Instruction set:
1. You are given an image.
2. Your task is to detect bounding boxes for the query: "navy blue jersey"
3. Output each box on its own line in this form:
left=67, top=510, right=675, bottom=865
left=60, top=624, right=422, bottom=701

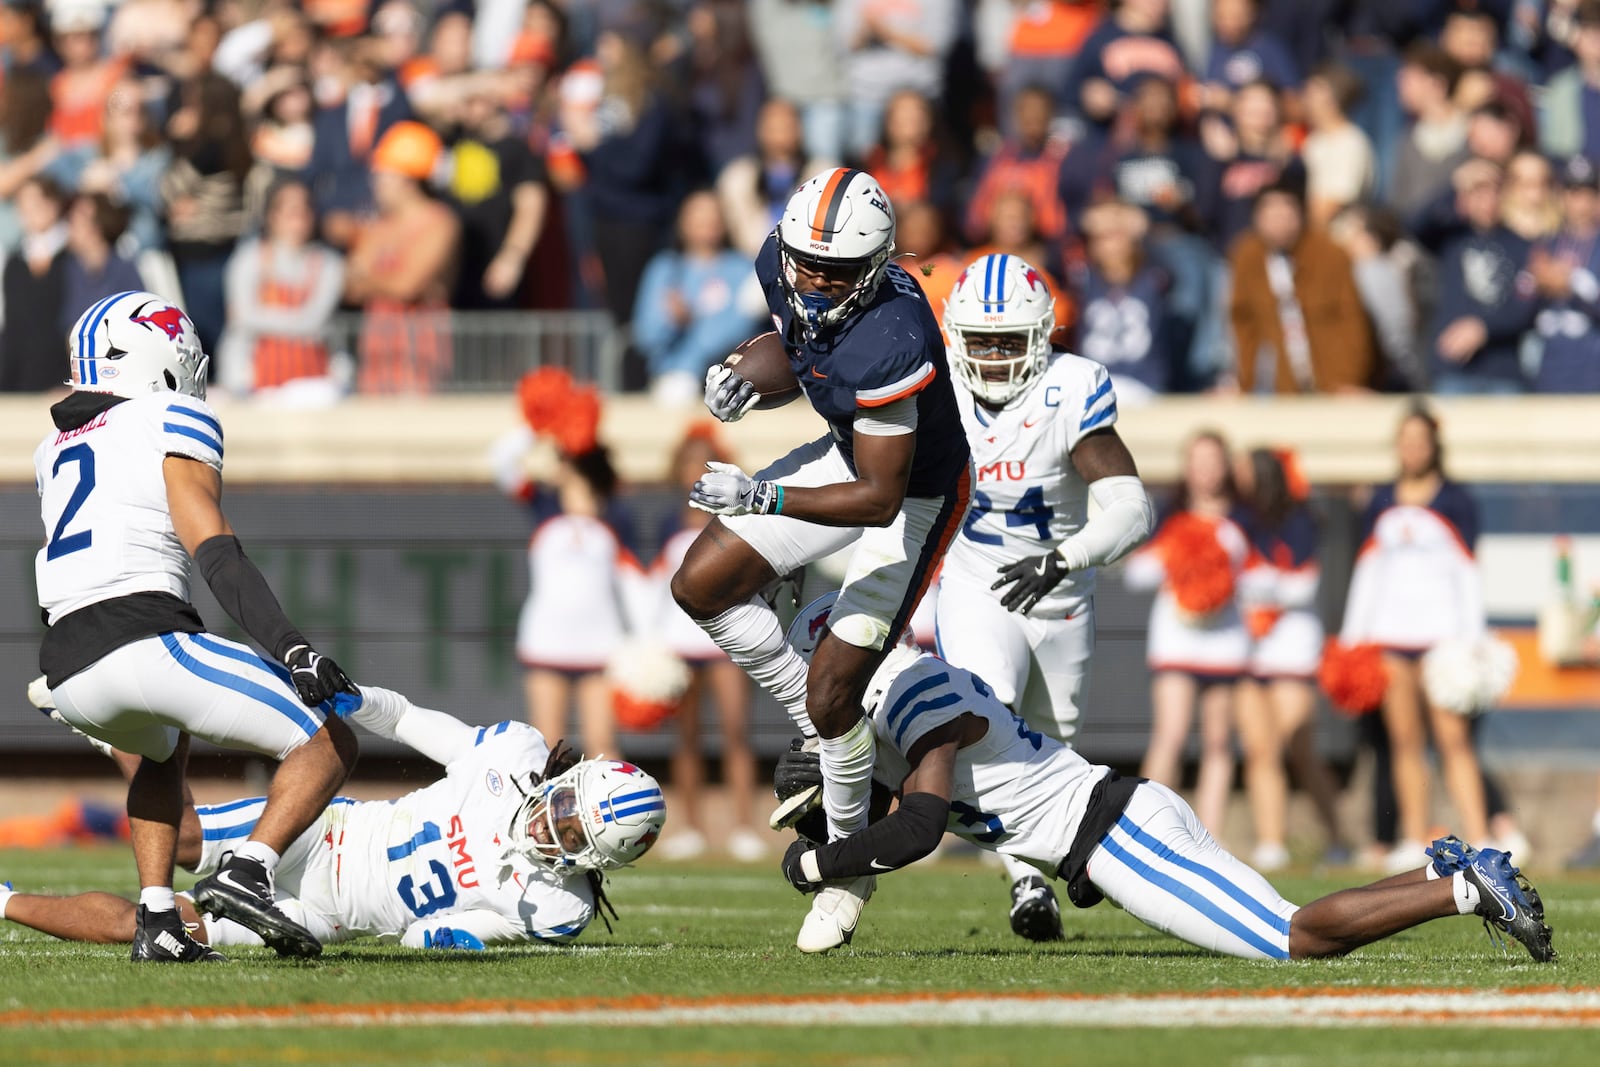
left=1360, top=481, right=1479, bottom=552
left=1245, top=505, right=1319, bottom=569
left=755, top=235, right=969, bottom=499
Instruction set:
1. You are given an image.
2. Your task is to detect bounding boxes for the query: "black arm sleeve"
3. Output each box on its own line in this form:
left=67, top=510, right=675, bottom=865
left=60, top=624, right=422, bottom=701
left=812, top=793, right=949, bottom=880
left=194, top=534, right=306, bottom=663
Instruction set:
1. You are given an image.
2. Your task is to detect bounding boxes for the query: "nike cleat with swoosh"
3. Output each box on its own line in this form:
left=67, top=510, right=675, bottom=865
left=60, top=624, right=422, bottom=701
left=131, top=904, right=226, bottom=963
left=1462, top=847, right=1555, bottom=963
left=192, top=853, right=322, bottom=958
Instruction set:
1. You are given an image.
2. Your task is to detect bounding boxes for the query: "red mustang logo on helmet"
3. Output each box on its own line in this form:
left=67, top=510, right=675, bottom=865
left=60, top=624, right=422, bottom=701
left=130, top=305, right=187, bottom=341
left=1022, top=268, right=1044, bottom=292
left=807, top=608, right=832, bottom=641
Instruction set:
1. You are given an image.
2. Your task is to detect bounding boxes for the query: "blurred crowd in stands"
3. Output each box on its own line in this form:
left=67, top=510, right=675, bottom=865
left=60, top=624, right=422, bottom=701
left=11, top=0, right=1600, bottom=396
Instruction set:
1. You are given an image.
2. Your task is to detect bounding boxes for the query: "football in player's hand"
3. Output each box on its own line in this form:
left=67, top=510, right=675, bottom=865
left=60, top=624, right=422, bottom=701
left=723, top=332, right=801, bottom=410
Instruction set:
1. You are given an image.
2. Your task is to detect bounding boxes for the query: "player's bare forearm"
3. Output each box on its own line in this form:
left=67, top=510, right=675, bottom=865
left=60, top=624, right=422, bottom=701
left=163, top=456, right=234, bottom=555
left=778, top=430, right=913, bottom=527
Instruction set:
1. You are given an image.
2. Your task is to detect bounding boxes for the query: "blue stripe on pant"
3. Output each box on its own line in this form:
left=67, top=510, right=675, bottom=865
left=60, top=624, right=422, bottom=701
left=197, top=797, right=267, bottom=842
left=1097, top=828, right=1289, bottom=960
left=160, top=632, right=322, bottom=740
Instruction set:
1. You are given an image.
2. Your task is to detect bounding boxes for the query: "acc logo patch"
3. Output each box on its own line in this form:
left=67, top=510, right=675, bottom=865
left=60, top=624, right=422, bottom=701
left=485, top=769, right=504, bottom=796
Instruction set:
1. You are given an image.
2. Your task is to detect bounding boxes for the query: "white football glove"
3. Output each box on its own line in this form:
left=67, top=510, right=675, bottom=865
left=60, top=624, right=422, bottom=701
left=703, top=364, right=761, bottom=423
left=689, top=461, right=781, bottom=516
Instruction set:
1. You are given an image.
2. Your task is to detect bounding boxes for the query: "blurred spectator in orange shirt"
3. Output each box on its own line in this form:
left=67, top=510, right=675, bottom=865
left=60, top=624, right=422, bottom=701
left=965, top=84, right=1071, bottom=247
left=48, top=2, right=125, bottom=150
left=998, top=0, right=1103, bottom=130
left=223, top=178, right=345, bottom=395
left=346, top=121, right=461, bottom=394
left=865, top=88, right=961, bottom=223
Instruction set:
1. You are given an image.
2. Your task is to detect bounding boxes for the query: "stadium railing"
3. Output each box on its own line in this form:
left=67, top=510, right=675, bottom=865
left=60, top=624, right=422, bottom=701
left=324, top=309, right=624, bottom=393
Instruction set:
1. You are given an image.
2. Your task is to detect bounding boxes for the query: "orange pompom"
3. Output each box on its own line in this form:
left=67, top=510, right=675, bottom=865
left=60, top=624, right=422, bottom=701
left=1161, top=513, right=1236, bottom=615
left=1245, top=605, right=1284, bottom=640
left=1273, top=448, right=1311, bottom=503
left=518, top=367, right=573, bottom=432
left=612, top=690, right=677, bottom=732
left=1318, top=640, right=1388, bottom=716
left=517, top=367, right=603, bottom=458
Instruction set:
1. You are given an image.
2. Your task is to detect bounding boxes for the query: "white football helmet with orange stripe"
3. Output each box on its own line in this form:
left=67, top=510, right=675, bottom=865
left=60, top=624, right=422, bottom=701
left=944, top=254, right=1055, bottom=406
left=776, top=168, right=896, bottom=333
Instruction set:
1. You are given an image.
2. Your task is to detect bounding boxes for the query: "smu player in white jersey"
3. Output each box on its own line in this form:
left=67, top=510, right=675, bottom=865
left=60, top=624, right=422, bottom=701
left=935, top=253, right=1154, bottom=941
left=3, top=688, right=665, bottom=950
left=33, top=292, right=359, bottom=962
left=776, top=594, right=1556, bottom=964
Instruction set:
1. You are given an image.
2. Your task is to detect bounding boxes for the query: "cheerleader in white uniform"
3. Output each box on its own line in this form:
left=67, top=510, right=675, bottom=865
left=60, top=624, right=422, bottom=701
left=1124, top=432, right=1252, bottom=838
left=498, top=439, right=641, bottom=762
left=1234, top=449, right=1348, bottom=870
left=1340, top=407, right=1490, bottom=864
left=650, top=425, right=763, bottom=862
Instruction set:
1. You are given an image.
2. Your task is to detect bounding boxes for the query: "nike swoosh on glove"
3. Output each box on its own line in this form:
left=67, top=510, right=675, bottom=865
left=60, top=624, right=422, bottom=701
left=992, top=551, right=1070, bottom=615
left=282, top=644, right=359, bottom=708
left=688, top=461, right=780, bottom=516
left=704, top=365, right=761, bottom=423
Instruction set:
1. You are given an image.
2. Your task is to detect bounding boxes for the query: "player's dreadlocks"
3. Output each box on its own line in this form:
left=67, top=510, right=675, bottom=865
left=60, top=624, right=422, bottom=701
left=540, top=739, right=621, bottom=933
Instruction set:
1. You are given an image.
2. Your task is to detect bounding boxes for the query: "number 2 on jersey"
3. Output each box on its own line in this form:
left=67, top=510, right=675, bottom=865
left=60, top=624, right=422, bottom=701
left=46, top=444, right=95, bottom=560
left=961, top=486, right=1054, bottom=545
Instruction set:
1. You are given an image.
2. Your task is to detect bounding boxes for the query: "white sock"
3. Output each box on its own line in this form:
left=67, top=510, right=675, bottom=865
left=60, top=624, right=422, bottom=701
left=233, top=841, right=281, bottom=873
left=1001, top=852, right=1037, bottom=885
left=819, top=716, right=875, bottom=841
left=700, top=597, right=816, bottom=734
left=1425, top=865, right=1442, bottom=881
left=139, top=886, right=176, bottom=913
left=1451, top=871, right=1481, bottom=915
left=0, top=883, right=15, bottom=920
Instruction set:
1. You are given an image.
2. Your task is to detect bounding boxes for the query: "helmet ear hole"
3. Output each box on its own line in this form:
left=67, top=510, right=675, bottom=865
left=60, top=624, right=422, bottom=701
left=163, top=370, right=178, bottom=391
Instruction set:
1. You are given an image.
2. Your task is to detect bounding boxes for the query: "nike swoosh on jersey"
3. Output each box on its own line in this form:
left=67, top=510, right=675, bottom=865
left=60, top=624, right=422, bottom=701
left=1022, top=416, right=1042, bottom=428
left=868, top=859, right=893, bottom=871
left=811, top=367, right=828, bottom=379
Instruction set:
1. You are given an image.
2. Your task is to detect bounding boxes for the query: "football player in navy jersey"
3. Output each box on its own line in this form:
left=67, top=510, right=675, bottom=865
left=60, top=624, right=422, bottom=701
left=671, top=167, right=972, bottom=952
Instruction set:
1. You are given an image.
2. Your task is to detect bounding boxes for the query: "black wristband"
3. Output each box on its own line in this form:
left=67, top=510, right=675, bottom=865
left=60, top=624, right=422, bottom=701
left=813, top=792, right=949, bottom=880
left=194, top=534, right=306, bottom=662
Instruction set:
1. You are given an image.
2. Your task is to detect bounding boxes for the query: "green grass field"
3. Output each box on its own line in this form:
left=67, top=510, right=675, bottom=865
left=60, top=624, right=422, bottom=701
left=2, top=845, right=1597, bottom=1066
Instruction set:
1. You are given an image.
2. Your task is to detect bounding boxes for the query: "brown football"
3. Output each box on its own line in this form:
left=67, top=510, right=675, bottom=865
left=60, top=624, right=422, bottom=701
left=723, top=331, right=802, bottom=410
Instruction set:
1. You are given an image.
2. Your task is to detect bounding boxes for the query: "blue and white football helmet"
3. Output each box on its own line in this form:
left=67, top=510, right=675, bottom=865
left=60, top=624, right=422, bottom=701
left=66, top=291, right=209, bottom=400
left=513, top=758, right=666, bottom=872
left=944, top=254, right=1055, bottom=406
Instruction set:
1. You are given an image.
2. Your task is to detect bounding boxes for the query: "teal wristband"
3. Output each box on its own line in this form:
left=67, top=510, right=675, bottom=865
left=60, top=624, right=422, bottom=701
left=773, top=484, right=785, bottom=515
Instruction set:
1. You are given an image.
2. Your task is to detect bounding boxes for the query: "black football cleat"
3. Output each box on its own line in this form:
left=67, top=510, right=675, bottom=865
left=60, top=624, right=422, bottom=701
left=192, top=853, right=321, bottom=959
left=131, top=904, right=225, bottom=963
left=1009, top=874, right=1065, bottom=942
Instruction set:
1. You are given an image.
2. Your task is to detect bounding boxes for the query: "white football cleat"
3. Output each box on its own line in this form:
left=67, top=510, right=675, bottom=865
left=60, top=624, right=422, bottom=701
left=796, top=875, right=874, bottom=953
